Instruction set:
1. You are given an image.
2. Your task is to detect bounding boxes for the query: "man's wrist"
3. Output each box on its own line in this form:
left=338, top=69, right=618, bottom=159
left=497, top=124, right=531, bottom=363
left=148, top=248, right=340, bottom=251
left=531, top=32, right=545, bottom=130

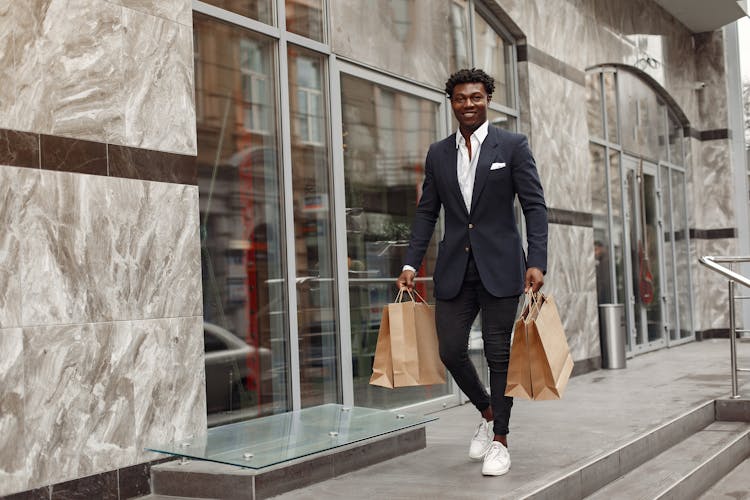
left=402, top=265, right=416, bottom=274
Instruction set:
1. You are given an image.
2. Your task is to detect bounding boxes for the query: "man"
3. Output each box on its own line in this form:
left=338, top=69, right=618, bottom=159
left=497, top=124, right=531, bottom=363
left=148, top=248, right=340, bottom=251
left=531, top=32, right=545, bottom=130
left=396, top=68, right=548, bottom=476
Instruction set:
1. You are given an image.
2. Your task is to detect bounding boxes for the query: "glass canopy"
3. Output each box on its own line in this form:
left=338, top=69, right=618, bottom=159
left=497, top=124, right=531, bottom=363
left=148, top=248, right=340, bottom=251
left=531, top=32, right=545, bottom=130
left=147, top=404, right=436, bottom=469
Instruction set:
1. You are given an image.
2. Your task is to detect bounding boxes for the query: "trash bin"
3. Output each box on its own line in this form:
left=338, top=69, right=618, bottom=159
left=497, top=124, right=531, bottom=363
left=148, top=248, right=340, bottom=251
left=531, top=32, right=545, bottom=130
left=599, top=304, right=626, bottom=369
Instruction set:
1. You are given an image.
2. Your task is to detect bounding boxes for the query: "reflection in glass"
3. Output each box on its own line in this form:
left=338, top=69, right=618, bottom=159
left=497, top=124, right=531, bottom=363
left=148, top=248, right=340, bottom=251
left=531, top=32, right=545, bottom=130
left=619, top=73, right=666, bottom=161
left=474, top=11, right=514, bottom=108
left=202, top=0, right=274, bottom=25
left=194, top=14, right=288, bottom=425
left=286, top=0, right=324, bottom=42
left=672, top=170, right=693, bottom=339
left=330, top=0, right=469, bottom=88
left=586, top=73, right=604, bottom=140
left=341, top=74, right=449, bottom=408
left=641, top=172, right=662, bottom=342
left=288, top=45, right=340, bottom=407
left=590, top=145, right=612, bottom=304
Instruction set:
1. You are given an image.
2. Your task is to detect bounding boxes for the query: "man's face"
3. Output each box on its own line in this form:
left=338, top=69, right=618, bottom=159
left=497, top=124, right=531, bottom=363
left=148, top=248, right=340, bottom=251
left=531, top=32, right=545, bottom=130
left=451, top=82, right=489, bottom=131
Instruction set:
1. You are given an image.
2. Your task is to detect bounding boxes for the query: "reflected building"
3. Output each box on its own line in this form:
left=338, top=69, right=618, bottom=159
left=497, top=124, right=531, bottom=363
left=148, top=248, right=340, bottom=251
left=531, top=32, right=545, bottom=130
left=0, top=0, right=749, bottom=496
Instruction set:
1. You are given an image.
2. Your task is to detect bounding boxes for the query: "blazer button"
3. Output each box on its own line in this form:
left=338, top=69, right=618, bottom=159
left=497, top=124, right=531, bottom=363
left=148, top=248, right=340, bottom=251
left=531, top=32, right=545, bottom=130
left=468, top=223, right=474, bottom=229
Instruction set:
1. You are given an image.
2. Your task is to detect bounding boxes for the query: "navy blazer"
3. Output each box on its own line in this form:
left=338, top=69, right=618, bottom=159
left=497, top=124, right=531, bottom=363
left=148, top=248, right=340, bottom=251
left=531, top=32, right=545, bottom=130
left=404, top=125, right=548, bottom=300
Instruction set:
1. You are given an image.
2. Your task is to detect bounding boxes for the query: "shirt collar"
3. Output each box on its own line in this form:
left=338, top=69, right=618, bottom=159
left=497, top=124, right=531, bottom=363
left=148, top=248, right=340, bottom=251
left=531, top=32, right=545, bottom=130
left=455, top=120, right=490, bottom=149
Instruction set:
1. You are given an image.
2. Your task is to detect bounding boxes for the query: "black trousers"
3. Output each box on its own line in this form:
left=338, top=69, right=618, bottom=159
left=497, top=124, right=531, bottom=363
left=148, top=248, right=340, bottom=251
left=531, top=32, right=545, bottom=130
left=435, top=256, right=519, bottom=436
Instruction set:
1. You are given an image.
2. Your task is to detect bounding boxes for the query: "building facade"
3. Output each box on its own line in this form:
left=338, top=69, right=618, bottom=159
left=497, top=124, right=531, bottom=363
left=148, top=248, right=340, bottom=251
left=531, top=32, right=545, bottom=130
left=0, top=0, right=748, bottom=497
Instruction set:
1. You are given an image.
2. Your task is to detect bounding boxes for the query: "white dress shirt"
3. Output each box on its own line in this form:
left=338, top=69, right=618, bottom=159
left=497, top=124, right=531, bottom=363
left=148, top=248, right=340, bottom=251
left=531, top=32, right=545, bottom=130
left=403, top=121, right=490, bottom=274
left=455, top=120, right=489, bottom=213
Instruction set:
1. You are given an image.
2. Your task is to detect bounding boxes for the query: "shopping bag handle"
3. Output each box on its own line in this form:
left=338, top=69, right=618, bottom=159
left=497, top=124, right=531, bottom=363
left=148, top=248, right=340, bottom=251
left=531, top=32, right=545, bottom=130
left=394, top=288, right=428, bottom=304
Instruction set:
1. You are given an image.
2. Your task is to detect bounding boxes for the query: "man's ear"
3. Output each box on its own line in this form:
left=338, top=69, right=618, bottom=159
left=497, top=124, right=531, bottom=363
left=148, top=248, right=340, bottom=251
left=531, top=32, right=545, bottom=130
left=487, top=94, right=492, bottom=103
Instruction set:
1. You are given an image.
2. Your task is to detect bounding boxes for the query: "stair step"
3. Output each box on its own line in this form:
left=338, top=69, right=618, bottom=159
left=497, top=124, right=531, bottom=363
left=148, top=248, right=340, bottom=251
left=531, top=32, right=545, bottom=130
left=586, top=421, right=750, bottom=500
left=698, top=456, right=750, bottom=499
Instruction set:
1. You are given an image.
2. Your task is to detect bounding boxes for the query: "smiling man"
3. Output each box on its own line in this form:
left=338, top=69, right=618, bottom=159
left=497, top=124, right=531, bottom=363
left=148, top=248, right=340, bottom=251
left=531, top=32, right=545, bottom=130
left=396, top=68, right=548, bottom=476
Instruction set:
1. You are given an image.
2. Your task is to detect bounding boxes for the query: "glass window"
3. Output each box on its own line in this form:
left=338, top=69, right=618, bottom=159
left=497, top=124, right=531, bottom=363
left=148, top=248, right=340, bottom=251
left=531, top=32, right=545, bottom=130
left=287, top=45, right=340, bottom=407
left=660, top=165, right=677, bottom=339
left=329, top=0, right=470, bottom=88
left=608, top=151, right=626, bottom=305
left=671, top=169, right=692, bottom=338
left=202, top=0, right=274, bottom=25
left=668, top=112, right=684, bottom=165
left=341, top=73, right=449, bottom=409
left=487, top=108, right=516, bottom=131
left=473, top=12, right=514, bottom=108
left=586, top=73, right=604, bottom=140
left=286, top=0, right=325, bottom=42
left=620, top=73, right=663, bottom=160
left=194, top=13, right=289, bottom=425
left=590, top=144, right=612, bottom=304
left=603, top=72, right=618, bottom=143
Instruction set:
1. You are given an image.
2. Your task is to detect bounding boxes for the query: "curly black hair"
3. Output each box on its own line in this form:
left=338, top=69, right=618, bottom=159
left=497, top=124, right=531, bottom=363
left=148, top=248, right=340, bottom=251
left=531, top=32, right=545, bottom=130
left=444, top=68, right=495, bottom=99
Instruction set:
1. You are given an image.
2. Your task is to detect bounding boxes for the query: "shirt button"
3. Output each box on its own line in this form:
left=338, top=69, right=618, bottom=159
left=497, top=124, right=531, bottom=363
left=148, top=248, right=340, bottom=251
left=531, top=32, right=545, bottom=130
left=468, top=223, right=474, bottom=229
left=465, top=246, right=470, bottom=252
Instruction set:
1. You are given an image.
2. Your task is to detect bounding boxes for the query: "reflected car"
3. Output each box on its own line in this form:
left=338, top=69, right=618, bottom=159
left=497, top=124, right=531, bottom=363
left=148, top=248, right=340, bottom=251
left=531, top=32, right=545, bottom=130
left=203, top=322, right=273, bottom=424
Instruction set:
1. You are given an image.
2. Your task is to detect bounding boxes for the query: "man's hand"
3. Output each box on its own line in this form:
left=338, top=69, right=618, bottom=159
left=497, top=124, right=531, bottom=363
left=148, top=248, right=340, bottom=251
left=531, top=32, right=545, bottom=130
left=525, top=267, right=544, bottom=293
left=396, top=269, right=416, bottom=290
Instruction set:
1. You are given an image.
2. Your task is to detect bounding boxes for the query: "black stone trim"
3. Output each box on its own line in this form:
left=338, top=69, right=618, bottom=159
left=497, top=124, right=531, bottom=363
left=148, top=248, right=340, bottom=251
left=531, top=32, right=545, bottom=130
left=570, top=356, right=601, bottom=377
left=525, top=45, right=586, bottom=86
left=690, top=228, right=737, bottom=240
left=683, top=126, right=730, bottom=142
left=700, top=128, right=730, bottom=141
left=0, top=457, right=173, bottom=500
left=517, top=43, right=528, bottom=62
left=696, top=328, right=732, bottom=340
left=548, top=208, right=594, bottom=227
left=0, top=127, right=197, bottom=185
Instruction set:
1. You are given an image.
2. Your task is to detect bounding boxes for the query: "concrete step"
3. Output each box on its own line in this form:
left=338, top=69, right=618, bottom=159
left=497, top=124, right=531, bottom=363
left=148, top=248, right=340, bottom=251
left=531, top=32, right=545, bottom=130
left=698, top=456, right=750, bottom=499
left=585, top=421, right=750, bottom=500
left=132, top=496, right=210, bottom=500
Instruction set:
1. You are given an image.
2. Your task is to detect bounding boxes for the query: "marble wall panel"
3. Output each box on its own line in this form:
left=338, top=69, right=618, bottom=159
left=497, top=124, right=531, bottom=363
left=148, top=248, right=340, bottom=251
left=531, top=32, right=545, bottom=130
left=109, top=0, right=192, bottom=26
left=20, top=170, right=201, bottom=326
left=691, top=238, right=738, bottom=332
left=132, top=316, right=206, bottom=461
left=0, top=167, right=34, bottom=328
left=22, top=322, right=138, bottom=489
left=554, top=291, right=600, bottom=362
left=0, top=328, right=29, bottom=497
left=528, top=64, right=590, bottom=213
left=0, top=0, right=196, bottom=154
left=545, top=223, right=597, bottom=297
left=0, top=3, right=16, bottom=130
left=38, top=0, right=125, bottom=144
left=0, top=1, right=49, bottom=133
left=695, top=31, right=729, bottom=131
left=692, top=139, right=734, bottom=230
left=123, top=7, right=197, bottom=155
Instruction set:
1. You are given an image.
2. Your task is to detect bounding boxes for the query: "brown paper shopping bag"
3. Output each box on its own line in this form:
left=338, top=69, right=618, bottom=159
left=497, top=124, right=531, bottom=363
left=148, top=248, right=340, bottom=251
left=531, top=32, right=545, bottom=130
left=369, top=290, right=446, bottom=388
left=505, top=292, right=574, bottom=400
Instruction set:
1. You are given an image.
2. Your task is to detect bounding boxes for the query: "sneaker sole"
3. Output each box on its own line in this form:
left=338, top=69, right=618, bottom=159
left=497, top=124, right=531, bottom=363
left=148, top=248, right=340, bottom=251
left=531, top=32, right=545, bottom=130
left=469, top=444, right=492, bottom=461
left=482, top=465, right=510, bottom=476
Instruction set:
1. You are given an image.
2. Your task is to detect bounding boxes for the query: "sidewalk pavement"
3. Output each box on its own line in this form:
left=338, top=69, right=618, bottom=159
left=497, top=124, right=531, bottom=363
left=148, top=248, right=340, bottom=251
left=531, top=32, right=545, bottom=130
left=275, top=338, right=750, bottom=499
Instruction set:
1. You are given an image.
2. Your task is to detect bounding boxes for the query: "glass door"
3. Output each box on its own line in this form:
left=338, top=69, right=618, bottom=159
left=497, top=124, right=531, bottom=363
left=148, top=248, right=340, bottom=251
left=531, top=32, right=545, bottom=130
left=335, top=63, right=454, bottom=410
left=622, top=155, right=666, bottom=352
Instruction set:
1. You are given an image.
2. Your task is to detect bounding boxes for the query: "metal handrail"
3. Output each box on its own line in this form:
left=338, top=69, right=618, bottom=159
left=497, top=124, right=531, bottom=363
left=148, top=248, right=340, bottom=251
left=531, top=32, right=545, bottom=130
left=698, top=256, right=750, bottom=399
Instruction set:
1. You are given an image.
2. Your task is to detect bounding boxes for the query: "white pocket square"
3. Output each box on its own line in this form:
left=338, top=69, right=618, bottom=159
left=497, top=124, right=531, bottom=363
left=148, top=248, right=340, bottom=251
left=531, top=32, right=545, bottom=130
left=490, top=162, right=506, bottom=170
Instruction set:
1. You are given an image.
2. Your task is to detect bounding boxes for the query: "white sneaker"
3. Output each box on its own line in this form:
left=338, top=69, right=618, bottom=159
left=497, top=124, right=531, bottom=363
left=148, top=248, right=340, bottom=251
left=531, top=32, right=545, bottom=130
left=482, top=441, right=511, bottom=476
left=469, top=419, right=494, bottom=460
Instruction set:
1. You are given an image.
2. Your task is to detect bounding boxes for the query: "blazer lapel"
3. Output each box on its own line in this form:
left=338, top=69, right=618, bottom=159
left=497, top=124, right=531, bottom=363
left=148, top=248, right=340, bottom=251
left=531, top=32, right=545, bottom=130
left=469, top=127, right=499, bottom=214
left=442, top=140, right=468, bottom=216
